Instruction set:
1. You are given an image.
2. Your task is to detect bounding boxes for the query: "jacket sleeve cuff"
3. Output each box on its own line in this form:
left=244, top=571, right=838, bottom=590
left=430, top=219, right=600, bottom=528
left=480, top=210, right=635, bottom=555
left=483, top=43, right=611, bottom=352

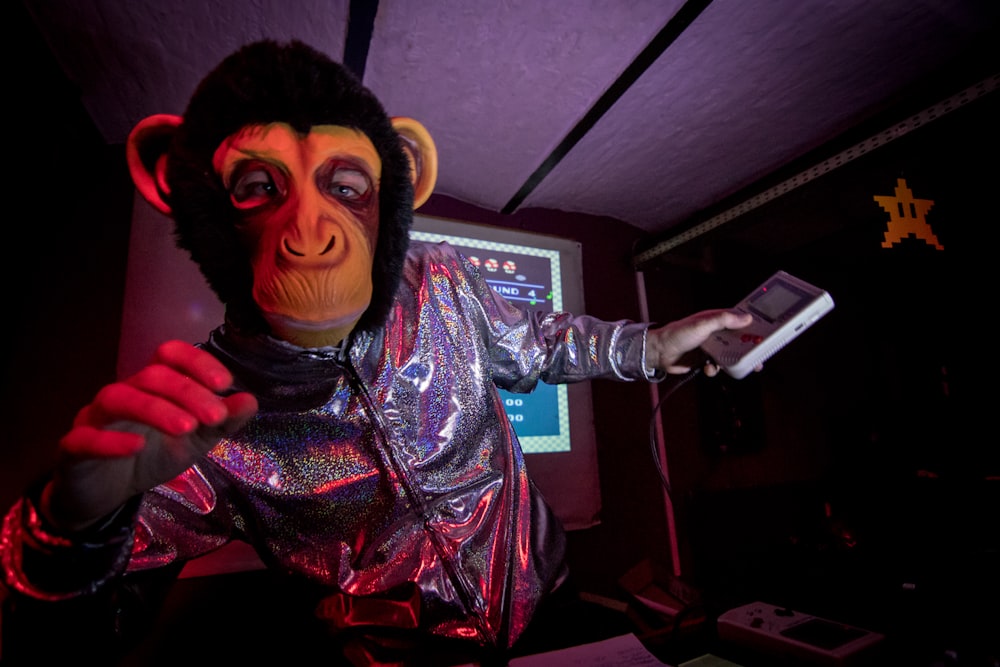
left=640, top=327, right=667, bottom=383
left=1, top=479, right=140, bottom=600
left=609, top=322, right=664, bottom=382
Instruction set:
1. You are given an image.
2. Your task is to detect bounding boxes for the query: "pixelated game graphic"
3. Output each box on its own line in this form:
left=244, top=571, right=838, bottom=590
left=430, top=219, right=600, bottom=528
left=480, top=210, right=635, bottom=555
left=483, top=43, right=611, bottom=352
left=873, top=178, right=943, bottom=250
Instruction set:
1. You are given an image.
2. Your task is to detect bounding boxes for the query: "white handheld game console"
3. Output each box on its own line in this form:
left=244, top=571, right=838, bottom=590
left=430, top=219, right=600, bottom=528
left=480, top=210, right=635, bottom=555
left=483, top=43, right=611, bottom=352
left=717, top=601, right=884, bottom=665
left=701, top=270, right=834, bottom=379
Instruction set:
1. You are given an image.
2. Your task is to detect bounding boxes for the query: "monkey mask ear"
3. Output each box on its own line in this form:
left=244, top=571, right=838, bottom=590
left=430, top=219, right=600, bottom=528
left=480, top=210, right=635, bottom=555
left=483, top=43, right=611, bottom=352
left=128, top=114, right=436, bottom=214
left=392, top=117, right=437, bottom=209
left=126, top=114, right=182, bottom=216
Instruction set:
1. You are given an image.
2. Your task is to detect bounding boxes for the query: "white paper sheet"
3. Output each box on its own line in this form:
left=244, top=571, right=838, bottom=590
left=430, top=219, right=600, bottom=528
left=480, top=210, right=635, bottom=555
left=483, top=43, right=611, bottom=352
left=507, top=633, right=670, bottom=667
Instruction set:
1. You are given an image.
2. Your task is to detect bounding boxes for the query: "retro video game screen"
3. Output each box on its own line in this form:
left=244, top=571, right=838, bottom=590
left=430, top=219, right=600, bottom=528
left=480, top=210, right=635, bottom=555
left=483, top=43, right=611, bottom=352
left=411, top=215, right=582, bottom=454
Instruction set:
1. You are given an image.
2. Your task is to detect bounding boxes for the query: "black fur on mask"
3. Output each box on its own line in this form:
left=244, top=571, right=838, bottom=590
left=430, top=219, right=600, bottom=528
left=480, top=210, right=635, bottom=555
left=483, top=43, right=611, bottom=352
left=164, top=39, right=414, bottom=338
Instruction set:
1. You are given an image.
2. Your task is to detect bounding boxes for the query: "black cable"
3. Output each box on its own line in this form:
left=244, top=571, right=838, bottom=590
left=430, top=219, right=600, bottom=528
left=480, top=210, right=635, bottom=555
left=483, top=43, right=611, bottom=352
left=648, top=367, right=703, bottom=497
left=644, top=369, right=712, bottom=648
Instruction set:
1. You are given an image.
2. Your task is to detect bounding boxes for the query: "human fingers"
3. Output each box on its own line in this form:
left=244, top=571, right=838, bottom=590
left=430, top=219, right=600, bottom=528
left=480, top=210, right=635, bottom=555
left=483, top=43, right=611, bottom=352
left=60, top=424, right=146, bottom=458
left=78, top=370, right=228, bottom=437
left=684, top=308, right=751, bottom=334
left=128, top=362, right=234, bottom=425
left=152, top=340, right=235, bottom=393
left=717, top=310, right=753, bottom=330
left=656, top=310, right=746, bottom=355
left=220, top=391, right=259, bottom=431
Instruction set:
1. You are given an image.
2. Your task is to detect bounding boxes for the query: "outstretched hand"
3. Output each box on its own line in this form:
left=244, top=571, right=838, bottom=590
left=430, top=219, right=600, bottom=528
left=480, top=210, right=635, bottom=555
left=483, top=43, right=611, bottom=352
left=645, top=309, right=756, bottom=376
left=43, top=340, right=258, bottom=532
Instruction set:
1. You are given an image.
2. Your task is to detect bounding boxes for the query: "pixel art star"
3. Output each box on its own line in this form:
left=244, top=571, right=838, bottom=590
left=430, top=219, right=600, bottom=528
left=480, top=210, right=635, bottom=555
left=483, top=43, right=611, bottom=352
left=873, top=178, right=943, bottom=250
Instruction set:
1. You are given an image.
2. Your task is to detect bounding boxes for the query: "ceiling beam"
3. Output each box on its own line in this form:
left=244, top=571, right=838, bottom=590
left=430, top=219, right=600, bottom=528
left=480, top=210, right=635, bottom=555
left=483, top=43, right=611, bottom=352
left=501, top=0, right=714, bottom=215
left=345, top=0, right=379, bottom=79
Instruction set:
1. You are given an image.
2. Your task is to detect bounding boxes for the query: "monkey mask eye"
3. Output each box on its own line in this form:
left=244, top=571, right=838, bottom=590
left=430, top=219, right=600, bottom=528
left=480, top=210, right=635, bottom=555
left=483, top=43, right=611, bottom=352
left=228, top=160, right=288, bottom=209
left=317, top=160, right=373, bottom=206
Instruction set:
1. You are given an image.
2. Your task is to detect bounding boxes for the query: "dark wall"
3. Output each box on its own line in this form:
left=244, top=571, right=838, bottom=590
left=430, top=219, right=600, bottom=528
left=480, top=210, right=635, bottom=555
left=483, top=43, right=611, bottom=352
left=642, top=83, right=999, bottom=649
left=2, top=1, right=133, bottom=514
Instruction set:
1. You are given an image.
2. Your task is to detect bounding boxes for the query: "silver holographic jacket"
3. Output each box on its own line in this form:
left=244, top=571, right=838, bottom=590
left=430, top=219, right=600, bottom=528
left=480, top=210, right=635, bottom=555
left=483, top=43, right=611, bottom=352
left=1, top=240, right=656, bottom=648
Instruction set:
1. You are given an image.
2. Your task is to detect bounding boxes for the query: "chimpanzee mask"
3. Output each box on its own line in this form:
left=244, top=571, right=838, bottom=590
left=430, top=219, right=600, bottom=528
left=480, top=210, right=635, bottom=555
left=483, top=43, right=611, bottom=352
left=126, top=40, right=437, bottom=348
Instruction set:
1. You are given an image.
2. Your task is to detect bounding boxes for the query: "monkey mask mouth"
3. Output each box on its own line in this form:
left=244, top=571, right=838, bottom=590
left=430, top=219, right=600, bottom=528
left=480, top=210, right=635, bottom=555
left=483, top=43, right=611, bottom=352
left=245, top=202, right=380, bottom=349
left=209, top=120, right=384, bottom=348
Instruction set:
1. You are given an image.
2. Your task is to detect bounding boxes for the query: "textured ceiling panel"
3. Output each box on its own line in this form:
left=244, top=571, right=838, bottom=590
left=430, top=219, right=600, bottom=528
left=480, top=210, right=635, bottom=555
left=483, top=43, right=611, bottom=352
left=23, top=0, right=351, bottom=143
left=363, top=0, right=686, bottom=212
left=17, top=0, right=1000, bottom=242
left=522, top=0, right=1000, bottom=232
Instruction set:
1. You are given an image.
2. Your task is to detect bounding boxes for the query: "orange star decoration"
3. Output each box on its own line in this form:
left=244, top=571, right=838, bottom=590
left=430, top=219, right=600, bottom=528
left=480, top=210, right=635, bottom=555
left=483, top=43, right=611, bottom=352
left=873, top=178, right=943, bottom=250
